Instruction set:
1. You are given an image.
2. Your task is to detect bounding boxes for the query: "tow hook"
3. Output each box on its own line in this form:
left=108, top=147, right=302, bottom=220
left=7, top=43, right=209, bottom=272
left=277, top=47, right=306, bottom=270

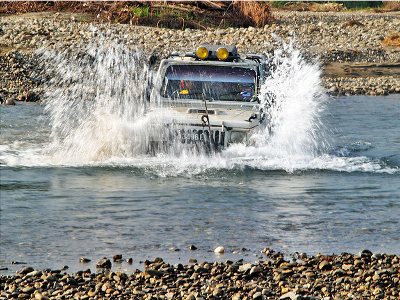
left=248, top=114, right=257, bottom=122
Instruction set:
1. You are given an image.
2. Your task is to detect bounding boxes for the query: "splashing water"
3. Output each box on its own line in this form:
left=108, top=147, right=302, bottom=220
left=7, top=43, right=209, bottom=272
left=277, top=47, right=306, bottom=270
left=221, top=40, right=331, bottom=173
left=258, top=40, right=327, bottom=154
left=39, top=29, right=157, bottom=163
left=1, top=31, right=397, bottom=175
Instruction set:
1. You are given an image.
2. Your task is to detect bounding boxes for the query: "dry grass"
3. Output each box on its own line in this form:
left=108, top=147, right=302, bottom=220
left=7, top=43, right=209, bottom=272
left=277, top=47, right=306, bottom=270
left=382, top=34, right=400, bottom=47
left=234, top=1, right=274, bottom=27
left=271, top=2, right=345, bottom=12
left=342, top=20, right=365, bottom=27
left=311, top=2, right=345, bottom=12
left=0, top=1, right=273, bottom=29
left=380, top=1, right=400, bottom=12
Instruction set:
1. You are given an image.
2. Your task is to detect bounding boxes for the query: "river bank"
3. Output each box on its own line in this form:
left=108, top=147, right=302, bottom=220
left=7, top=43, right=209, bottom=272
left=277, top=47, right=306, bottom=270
left=1, top=249, right=399, bottom=300
left=1, top=10, right=400, bottom=104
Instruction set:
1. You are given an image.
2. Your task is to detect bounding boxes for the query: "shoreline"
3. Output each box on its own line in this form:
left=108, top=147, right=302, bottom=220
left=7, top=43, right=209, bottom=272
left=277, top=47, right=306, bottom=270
left=1, top=11, right=400, bottom=104
left=1, top=249, right=399, bottom=300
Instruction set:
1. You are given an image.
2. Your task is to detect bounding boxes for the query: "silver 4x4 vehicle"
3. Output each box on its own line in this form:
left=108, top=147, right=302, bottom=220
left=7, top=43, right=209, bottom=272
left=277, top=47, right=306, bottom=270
left=149, top=44, right=271, bottom=153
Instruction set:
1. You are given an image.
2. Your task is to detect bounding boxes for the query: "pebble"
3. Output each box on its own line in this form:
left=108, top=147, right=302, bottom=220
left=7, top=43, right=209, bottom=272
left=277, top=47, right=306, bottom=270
left=96, top=257, right=112, bottom=269
left=79, top=257, right=91, bottom=263
left=214, top=246, right=225, bottom=254
left=1, top=250, right=399, bottom=299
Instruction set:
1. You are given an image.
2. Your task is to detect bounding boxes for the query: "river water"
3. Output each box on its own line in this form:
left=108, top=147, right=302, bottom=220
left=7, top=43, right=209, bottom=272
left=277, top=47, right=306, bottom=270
left=0, top=38, right=399, bottom=275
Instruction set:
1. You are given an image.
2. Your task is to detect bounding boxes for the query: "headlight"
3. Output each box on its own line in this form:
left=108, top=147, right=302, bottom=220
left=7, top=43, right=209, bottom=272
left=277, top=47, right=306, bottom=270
left=217, top=47, right=229, bottom=60
left=230, top=131, right=247, bottom=143
left=196, top=46, right=209, bottom=59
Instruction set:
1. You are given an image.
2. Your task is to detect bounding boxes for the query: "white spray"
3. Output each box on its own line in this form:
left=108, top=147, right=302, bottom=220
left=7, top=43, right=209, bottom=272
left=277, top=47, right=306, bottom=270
left=40, top=30, right=158, bottom=163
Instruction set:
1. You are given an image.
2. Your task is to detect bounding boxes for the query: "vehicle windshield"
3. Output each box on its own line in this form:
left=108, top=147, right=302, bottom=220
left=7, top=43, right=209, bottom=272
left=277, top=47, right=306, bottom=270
left=161, top=64, right=257, bottom=102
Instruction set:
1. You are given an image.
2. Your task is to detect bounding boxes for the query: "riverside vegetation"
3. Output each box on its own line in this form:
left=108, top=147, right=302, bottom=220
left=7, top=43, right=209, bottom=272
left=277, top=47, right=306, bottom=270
left=1, top=7, right=400, bottom=105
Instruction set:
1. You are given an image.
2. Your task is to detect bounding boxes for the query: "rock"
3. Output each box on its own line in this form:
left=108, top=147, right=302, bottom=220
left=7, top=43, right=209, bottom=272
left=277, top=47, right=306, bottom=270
left=22, top=286, right=35, bottom=294
left=342, top=263, right=354, bottom=271
left=372, top=253, right=382, bottom=260
left=96, top=257, right=111, bottom=268
left=113, top=254, right=122, bottom=261
left=361, top=250, right=374, bottom=258
left=25, top=91, right=40, bottom=102
left=126, top=258, right=133, bottom=264
left=79, top=257, right=91, bottom=263
left=189, top=245, right=197, bottom=250
left=144, top=268, right=163, bottom=277
left=18, top=266, right=34, bottom=275
left=35, top=292, right=49, bottom=300
left=279, top=291, right=296, bottom=300
left=186, top=294, right=196, bottom=300
left=214, top=246, right=225, bottom=254
left=319, top=260, right=332, bottom=271
left=333, top=269, right=345, bottom=277
left=372, top=273, right=380, bottom=281
left=250, top=265, right=262, bottom=276
left=154, top=257, right=163, bottom=263
left=329, top=86, right=338, bottom=93
left=239, top=263, right=253, bottom=273
left=5, top=99, right=16, bottom=105
left=26, top=270, right=42, bottom=277
left=253, top=291, right=263, bottom=299
left=44, top=274, right=57, bottom=282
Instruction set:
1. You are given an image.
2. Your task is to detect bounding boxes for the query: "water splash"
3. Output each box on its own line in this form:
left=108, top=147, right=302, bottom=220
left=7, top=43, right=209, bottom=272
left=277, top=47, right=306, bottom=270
left=255, top=39, right=328, bottom=155
left=1, top=32, right=397, bottom=175
left=39, top=34, right=328, bottom=166
left=39, top=29, right=157, bottom=163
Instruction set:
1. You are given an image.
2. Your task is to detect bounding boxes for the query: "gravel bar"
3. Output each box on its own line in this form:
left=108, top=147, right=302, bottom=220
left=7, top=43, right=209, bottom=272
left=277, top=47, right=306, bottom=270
left=1, top=11, right=400, bottom=104
left=1, top=249, right=399, bottom=300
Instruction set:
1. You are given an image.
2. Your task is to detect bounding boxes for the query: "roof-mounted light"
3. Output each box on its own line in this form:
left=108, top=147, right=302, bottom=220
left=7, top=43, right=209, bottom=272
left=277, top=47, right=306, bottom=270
left=196, top=46, right=209, bottom=59
left=217, top=47, right=229, bottom=60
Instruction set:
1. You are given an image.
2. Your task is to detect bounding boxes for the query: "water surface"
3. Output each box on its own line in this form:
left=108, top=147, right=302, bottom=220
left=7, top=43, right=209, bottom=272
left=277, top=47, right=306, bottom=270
left=1, top=36, right=399, bottom=274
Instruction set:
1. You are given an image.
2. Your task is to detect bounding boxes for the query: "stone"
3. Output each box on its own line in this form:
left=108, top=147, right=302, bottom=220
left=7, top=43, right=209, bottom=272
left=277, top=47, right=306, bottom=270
left=342, top=264, right=353, bottom=271
left=113, top=254, right=122, bottom=261
left=45, top=274, right=57, bottom=282
left=279, top=291, right=296, bottom=300
left=5, top=99, right=16, bottom=105
left=18, top=266, right=34, bottom=275
left=126, top=258, right=133, bottom=264
left=96, top=257, right=112, bottom=269
left=239, top=263, right=253, bottom=273
left=144, top=268, right=163, bottom=277
left=26, top=270, right=42, bottom=277
left=214, top=246, right=225, bottom=254
left=79, top=257, right=91, bottom=263
left=34, top=293, right=49, bottom=300
left=372, top=253, right=382, bottom=260
left=319, top=260, right=332, bottom=271
left=22, top=287, right=35, bottom=294
left=253, top=292, right=263, bottom=299
left=186, top=294, right=196, bottom=300
left=250, top=266, right=262, bottom=276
